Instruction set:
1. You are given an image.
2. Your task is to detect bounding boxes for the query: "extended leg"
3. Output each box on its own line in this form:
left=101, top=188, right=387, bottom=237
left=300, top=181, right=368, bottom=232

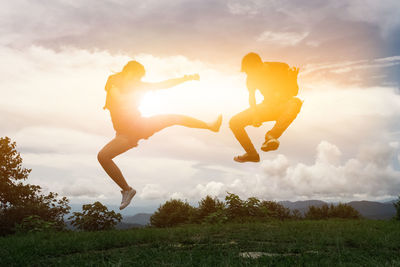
left=147, top=114, right=222, bottom=134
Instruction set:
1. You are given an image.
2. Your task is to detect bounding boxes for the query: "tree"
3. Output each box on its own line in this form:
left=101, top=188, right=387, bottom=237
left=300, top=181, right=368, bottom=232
left=305, top=205, right=321, bottom=220
left=305, top=204, right=361, bottom=220
left=14, top=215, right=57, bottom=234
left=245, top=197, right=262, bottom=217
left=69, top=201, right=122, bottom=231
left=258, top=201, right=291, bottom=220
left=225, top=192, right=246, bottom=220
left=195, top=195, right=225, bottom=223
left=0, top=136, right=31, bottom=207
left=393, top=195, right=400, bottom=221
left=150, top=199, right=195, bottom=227
left=329, top=203, right=361, bottom=219
left=0, top=137, right=70, bottom=235
left=291, top=209, right=303, bottom=220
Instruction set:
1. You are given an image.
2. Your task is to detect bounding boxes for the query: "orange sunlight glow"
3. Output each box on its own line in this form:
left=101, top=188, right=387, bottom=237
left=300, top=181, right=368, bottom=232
left=137, top=76, right=240, bottom=119
left=138, top=91, right=166, bottom=117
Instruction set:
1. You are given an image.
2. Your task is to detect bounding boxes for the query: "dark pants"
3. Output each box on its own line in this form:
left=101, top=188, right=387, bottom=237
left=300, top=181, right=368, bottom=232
left=229, top=97, right=303, bottom=153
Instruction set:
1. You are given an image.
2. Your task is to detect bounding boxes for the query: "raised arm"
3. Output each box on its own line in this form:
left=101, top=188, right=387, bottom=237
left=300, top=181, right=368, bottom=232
left=142, top=74, right=199, bottom=90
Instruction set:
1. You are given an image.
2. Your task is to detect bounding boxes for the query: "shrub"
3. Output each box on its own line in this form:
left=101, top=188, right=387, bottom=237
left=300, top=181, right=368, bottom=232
left=330, top=203, right=361, bottom=219
left=14, top=215, right=57, bottom=234
left=225, top=192, right=246, bottom=220
left=150, top=199, right=195, bottom=227
left=393, top=196, right=400, bottom=221
left=69, top=201, right=122, bottom=231
left=195, top=195, right=225, bottom=223
left=258, top=201, right=291, bottom=220
left=305, top=205, right=329, bottom=220
left=245, top=197, right=262, bottom=217
left=291, top=209, right=303, bottom=220
left=203, top=210, right=228, bottom=224
left=305, top=204, right=361, bottom=220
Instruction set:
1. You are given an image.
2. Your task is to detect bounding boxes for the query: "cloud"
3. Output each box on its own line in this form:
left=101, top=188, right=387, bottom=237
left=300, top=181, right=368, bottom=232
left=257, top=31, right=309, bottom=46
left=316, top=141, right=341, bottom=165
left=140, top=184, right=167, bottom=200
left=13, top=126, right=106, bottom=154
left=169, top=192, right=186, bottom=200
left=1, top=44, right=399, bottom=205
left=227, top=2, right=260, bottom=16
left=344, top=0, right=400, bottom=36
left=62, top=183, right=103, bottom=198
left=299, top=55, right=400, bottom=88
left=189, top=141, right=400, bottom=202
left=1, top=0, right=398, bottom=66
left=192, top=181, right=226, bottom=198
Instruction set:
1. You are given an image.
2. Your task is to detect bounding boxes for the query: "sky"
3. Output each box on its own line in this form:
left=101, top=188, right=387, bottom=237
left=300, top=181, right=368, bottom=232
left=1, top=0, right=400, bottom=214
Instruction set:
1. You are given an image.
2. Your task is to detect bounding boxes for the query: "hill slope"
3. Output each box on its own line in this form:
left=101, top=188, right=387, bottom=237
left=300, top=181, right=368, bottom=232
left=1, top=220, right=399, bottom=266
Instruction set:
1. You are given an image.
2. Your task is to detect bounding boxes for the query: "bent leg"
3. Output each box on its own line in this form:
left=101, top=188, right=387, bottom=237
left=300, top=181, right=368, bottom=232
left=230, top=103, right=281, bottom=154
left=267, top=97, right=303, bottom=139
left=229, top=108, right=256, bottom=153
left=97, top=135, right=136, bottom=191
left=229, top=103, right=278, bottom=153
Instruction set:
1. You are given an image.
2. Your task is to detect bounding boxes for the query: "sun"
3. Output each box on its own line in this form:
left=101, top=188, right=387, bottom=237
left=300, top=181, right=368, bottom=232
left=138, top=91, right=166, bottom=117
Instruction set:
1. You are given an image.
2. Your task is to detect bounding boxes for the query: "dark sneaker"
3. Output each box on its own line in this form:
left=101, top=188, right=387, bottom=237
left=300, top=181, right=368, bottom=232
left=261, top=137, right=280, bottom=152
left=234, top=152, right=260, bottom=163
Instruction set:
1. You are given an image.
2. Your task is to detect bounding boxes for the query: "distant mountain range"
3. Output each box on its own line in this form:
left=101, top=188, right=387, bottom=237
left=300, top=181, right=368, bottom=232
left=279, top=200, right=396, bottom=220
left=122, top=213, right=152, bottom=226
left=346, top=201, right=396, bottom=220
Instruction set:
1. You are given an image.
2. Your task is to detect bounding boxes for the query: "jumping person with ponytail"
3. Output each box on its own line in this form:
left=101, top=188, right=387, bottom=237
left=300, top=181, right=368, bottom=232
left=98, top=61, right=222, bottom=209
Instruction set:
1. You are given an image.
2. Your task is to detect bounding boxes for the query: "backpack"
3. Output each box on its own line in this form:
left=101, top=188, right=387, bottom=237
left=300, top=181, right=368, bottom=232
left=266, top=62, right=299, bottom=97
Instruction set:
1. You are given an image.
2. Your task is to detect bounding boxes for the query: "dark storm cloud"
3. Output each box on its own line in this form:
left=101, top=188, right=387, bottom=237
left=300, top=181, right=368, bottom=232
left=2, top=0, right=399, bottom=67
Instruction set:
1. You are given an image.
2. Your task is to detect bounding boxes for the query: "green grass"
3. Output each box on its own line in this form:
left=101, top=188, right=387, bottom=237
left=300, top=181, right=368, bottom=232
left=1, top=220, right=400, bottom=266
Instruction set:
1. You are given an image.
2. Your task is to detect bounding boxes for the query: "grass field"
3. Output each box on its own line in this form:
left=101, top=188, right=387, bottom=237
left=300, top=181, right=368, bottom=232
left=1, top=220, right=400, bottom=266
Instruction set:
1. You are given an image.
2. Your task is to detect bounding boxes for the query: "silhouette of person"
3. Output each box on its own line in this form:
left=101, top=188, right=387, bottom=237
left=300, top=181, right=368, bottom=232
left=229, top=52, right=302, bottom=163
left=98, top=61, right=222, bottom=209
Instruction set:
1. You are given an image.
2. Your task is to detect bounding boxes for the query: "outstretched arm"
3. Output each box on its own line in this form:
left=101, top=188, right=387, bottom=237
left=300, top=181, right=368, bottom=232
left=142, top=74, right=199, bottom=90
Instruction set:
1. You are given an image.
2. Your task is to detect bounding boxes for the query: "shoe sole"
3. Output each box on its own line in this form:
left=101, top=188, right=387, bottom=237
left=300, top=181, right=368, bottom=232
left=261, top=141, right=279, bottom=152
left=234, top=157, right=260, bottom=163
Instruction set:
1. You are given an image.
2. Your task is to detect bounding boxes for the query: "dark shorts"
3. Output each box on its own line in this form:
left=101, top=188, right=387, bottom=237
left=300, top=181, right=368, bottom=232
left=231, top=97, right=302, bottom=126
left=110, top=112, right=179, bottom=148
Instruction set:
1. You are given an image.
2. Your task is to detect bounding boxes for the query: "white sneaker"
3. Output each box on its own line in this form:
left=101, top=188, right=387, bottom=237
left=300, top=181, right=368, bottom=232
left=119, top=187, right=136, bottom=210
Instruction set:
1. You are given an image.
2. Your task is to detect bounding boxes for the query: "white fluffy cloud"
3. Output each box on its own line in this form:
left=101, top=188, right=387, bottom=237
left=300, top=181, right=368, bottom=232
left=190, top=141, right=400, bottom=202
left=140, top=184, right=167, bottom=200
left=193, top=181, right=226, bottom=198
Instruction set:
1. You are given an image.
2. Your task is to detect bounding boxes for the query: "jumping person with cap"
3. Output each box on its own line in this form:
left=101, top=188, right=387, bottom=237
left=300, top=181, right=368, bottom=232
left=229, top=52, right=302, bottom=163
